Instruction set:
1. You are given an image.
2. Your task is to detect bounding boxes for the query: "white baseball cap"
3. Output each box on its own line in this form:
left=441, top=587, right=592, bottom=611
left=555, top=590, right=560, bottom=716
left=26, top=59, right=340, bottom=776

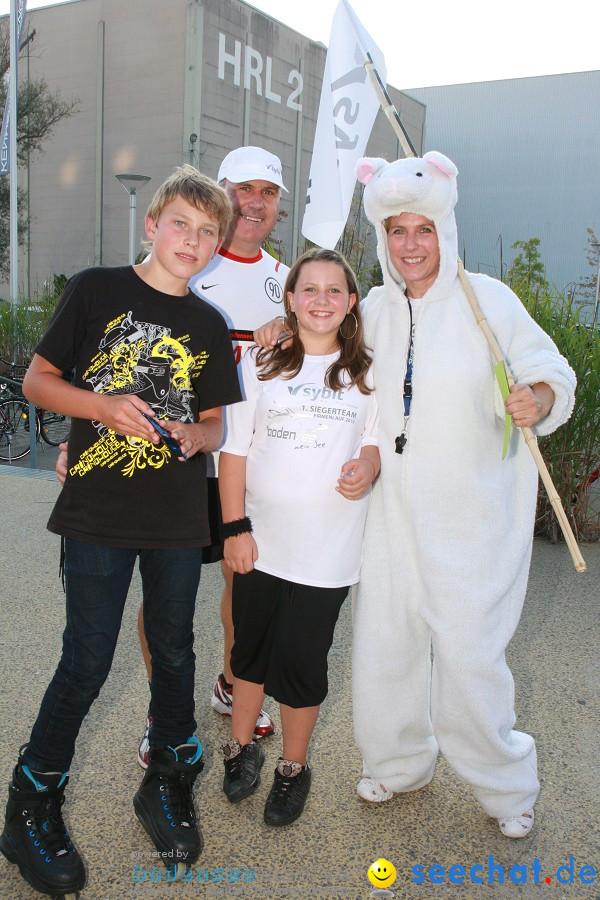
left=218, top=146, right=288, bottom=192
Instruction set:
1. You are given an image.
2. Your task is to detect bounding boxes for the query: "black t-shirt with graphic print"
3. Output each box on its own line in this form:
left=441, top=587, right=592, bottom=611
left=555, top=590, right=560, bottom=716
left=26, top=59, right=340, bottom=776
left=36, top=266, right=241, bottom=548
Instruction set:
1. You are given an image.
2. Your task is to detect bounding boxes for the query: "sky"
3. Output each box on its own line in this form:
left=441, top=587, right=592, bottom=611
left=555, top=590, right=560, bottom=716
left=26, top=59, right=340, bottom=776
left=0, top=0, right=597, bottom=89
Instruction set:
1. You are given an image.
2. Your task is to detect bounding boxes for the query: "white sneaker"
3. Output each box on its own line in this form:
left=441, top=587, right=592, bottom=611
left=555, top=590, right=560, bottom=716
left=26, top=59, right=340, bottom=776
left=498, top=809, right=535, bottom=838
left=211, top=673, right=275, bottom=738
left=357, top=777, right=395, bottom=803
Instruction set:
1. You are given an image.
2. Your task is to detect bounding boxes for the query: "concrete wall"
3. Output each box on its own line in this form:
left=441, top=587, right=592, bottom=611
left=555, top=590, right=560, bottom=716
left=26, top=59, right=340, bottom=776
left=5, top=0, right=425, bottom=296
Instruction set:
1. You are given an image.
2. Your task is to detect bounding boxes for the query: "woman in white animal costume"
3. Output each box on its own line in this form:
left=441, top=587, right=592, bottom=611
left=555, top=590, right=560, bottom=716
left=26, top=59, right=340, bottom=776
left=352, top=151, right=576, bottom=838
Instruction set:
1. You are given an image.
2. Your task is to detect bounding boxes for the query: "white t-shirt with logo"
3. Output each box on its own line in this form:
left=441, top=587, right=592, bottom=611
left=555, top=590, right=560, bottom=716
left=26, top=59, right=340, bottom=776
left=222, top=349, right=379, bottom=587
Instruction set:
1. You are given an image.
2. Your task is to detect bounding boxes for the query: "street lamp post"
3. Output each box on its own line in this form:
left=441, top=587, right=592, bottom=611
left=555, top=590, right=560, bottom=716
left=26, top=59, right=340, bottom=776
left=115, top=173, right=151, bottom=264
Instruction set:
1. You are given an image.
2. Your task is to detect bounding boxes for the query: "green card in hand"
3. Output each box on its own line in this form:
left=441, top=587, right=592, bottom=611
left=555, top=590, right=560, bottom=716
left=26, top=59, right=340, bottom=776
left=494, top=360, right=512, bottom=459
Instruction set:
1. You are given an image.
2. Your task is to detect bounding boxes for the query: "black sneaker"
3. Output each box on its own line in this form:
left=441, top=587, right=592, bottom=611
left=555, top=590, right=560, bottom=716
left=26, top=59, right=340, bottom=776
left=221, top=739, right=265, bottom=803
left=263, top=759, right=311, bottom=826
left=0, top=755, right=86, bottom=897
left=133, top=737, right=204, bottom=866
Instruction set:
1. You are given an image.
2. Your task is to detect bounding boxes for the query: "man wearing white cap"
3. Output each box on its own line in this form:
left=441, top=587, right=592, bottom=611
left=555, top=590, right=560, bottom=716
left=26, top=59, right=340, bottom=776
left=138, top=147, right=290, bottom=764
left=188, top=146, right=289, bottom=366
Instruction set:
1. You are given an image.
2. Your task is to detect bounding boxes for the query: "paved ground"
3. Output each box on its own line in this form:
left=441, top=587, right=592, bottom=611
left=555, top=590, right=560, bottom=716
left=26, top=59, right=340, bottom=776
left=0, top=465, right=598, bottom=900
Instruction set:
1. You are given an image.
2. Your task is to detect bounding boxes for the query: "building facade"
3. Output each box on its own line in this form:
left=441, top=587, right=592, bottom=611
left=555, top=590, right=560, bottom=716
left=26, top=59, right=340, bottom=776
left=6, top=0, right=425, bottom=296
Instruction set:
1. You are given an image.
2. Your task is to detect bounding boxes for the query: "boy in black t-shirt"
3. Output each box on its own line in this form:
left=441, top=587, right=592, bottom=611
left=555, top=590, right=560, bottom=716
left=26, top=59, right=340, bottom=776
left=0, top=166, right=241, bottom=895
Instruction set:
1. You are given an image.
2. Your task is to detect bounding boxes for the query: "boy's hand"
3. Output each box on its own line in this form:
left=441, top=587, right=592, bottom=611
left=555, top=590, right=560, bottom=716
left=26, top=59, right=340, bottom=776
left=336, top=458, right=373, bottom=500
left=223, top=532, right=258, bottom=573
left=253, top=317, right=290, bottom=350
left=56, top=441, right=68, bottom=486
left=101, top=394, right=159, bottom=441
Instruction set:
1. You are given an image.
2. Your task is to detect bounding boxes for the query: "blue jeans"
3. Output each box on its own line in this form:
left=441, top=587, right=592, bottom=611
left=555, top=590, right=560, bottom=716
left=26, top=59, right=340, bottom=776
left=23, top=538, right=201, bottom=773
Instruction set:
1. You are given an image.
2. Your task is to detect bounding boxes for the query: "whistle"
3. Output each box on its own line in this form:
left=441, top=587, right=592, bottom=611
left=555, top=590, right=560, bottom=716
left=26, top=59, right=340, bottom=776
left=395, top=434, right=407, bottom=454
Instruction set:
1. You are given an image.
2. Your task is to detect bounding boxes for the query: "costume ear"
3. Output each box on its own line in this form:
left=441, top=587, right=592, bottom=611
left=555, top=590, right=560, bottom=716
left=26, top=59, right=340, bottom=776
left=423, top=151, right=458, bottom=179
left=356, top=157, right=388, bottom=185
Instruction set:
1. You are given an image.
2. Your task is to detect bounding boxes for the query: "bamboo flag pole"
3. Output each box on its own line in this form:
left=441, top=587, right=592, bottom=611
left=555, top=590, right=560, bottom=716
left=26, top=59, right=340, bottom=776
left=364, top=53, right=417, bottom=160
left=457, top=262, right=586, bottom=572
left=362, top=59, right=586, bottom=572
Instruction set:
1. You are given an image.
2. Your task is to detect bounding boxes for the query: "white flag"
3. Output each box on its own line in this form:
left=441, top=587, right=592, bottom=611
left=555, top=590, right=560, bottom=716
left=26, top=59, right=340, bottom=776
left=0, top=0, right=27, bottom=177
left=301, top=0, right=386, bottom=249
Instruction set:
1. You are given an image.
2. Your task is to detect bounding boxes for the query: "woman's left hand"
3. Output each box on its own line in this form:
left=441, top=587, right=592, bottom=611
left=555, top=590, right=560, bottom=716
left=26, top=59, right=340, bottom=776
left=336, top=458, right=373, bottom=500
left=505, top=382, right=554, bottom=428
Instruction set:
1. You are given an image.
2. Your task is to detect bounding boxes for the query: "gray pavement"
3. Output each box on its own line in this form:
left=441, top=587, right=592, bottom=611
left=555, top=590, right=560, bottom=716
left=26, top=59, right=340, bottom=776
left=0, top=465, right=598, bottom=900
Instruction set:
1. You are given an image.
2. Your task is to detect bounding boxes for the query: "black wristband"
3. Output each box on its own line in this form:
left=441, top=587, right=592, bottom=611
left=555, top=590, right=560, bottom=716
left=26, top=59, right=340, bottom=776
left=222, top=517, right=253, bottom=539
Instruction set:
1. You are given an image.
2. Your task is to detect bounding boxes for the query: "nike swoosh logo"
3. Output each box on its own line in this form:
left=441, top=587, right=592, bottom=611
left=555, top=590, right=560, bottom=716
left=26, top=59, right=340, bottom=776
left=201, top=283, right=217, bottom=290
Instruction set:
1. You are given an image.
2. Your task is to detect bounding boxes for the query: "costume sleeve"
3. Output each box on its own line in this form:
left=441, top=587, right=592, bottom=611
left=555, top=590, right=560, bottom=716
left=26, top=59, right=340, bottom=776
left=470, top=274, right=576, bottom=436
left=35, top=272, right=91, bottom=373
left=220, top=349, right=261, bottom=456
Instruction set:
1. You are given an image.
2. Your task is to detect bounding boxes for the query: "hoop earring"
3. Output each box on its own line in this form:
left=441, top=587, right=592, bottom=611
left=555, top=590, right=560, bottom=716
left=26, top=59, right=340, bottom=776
left=339, top=312, right=358, bottom=340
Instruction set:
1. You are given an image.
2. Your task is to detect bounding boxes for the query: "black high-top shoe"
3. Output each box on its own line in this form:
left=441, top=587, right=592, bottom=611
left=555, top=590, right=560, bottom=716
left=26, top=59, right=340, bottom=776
left=133, top=737, right=204, bottom=871
left=0, top=752, right=86, bottom=897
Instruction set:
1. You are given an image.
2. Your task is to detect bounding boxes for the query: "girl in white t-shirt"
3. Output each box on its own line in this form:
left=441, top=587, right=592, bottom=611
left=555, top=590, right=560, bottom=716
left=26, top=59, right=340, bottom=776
left=218, top=248, right=379, bottom=826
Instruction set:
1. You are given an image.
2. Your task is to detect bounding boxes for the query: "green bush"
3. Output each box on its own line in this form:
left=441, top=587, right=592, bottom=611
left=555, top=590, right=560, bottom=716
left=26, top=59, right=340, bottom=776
left=516, top=279, right=599, bottom=542
left=0, top=275, right=66, bottom=365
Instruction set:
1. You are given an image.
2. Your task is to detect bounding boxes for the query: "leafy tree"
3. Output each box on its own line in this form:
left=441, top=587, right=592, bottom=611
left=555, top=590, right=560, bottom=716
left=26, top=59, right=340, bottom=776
left=0, top=21, right=78, bottom=279
left=506, top=238, right=548, bottom=291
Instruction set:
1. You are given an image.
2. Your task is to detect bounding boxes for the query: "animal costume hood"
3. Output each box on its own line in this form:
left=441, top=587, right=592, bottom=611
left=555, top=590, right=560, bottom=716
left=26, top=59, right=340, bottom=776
left=358, top=150, right=458, bottom=301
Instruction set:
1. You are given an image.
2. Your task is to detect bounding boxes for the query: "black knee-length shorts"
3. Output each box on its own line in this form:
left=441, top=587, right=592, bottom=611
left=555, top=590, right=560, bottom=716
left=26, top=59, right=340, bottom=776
left=230, top=568, right=348, bottom=708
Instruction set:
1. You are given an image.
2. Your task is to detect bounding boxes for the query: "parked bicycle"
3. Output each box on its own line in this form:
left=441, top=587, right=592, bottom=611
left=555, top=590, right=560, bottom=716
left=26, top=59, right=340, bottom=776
left=0, top=359, right=71, bottom=462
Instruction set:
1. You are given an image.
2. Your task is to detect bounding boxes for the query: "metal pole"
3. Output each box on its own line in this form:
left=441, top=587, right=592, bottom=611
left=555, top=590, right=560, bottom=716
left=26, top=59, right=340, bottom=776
left=116, top=175, right=150, bottom=263
left=9, top=0, right=19, bottom=305
left=28, top=400, right=37, bottom=465
left=291, top=58, right=303, bottom=258
left=128, top=189, right=137, bottom=265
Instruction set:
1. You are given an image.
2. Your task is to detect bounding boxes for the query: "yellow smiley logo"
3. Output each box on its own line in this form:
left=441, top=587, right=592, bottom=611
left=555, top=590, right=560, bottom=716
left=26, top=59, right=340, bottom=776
left=368, top=858, right=397, bottom=888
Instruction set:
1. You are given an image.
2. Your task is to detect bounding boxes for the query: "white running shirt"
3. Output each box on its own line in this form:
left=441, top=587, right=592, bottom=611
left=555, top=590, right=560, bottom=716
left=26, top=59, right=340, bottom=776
left=188, top=249, right=289, bottom=364
left=188, top=248, right=290, bottom=474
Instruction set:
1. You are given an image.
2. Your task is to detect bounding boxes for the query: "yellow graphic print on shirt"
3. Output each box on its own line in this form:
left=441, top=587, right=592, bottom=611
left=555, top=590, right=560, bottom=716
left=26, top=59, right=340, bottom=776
left=71, top=311, right=208, bottom=479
